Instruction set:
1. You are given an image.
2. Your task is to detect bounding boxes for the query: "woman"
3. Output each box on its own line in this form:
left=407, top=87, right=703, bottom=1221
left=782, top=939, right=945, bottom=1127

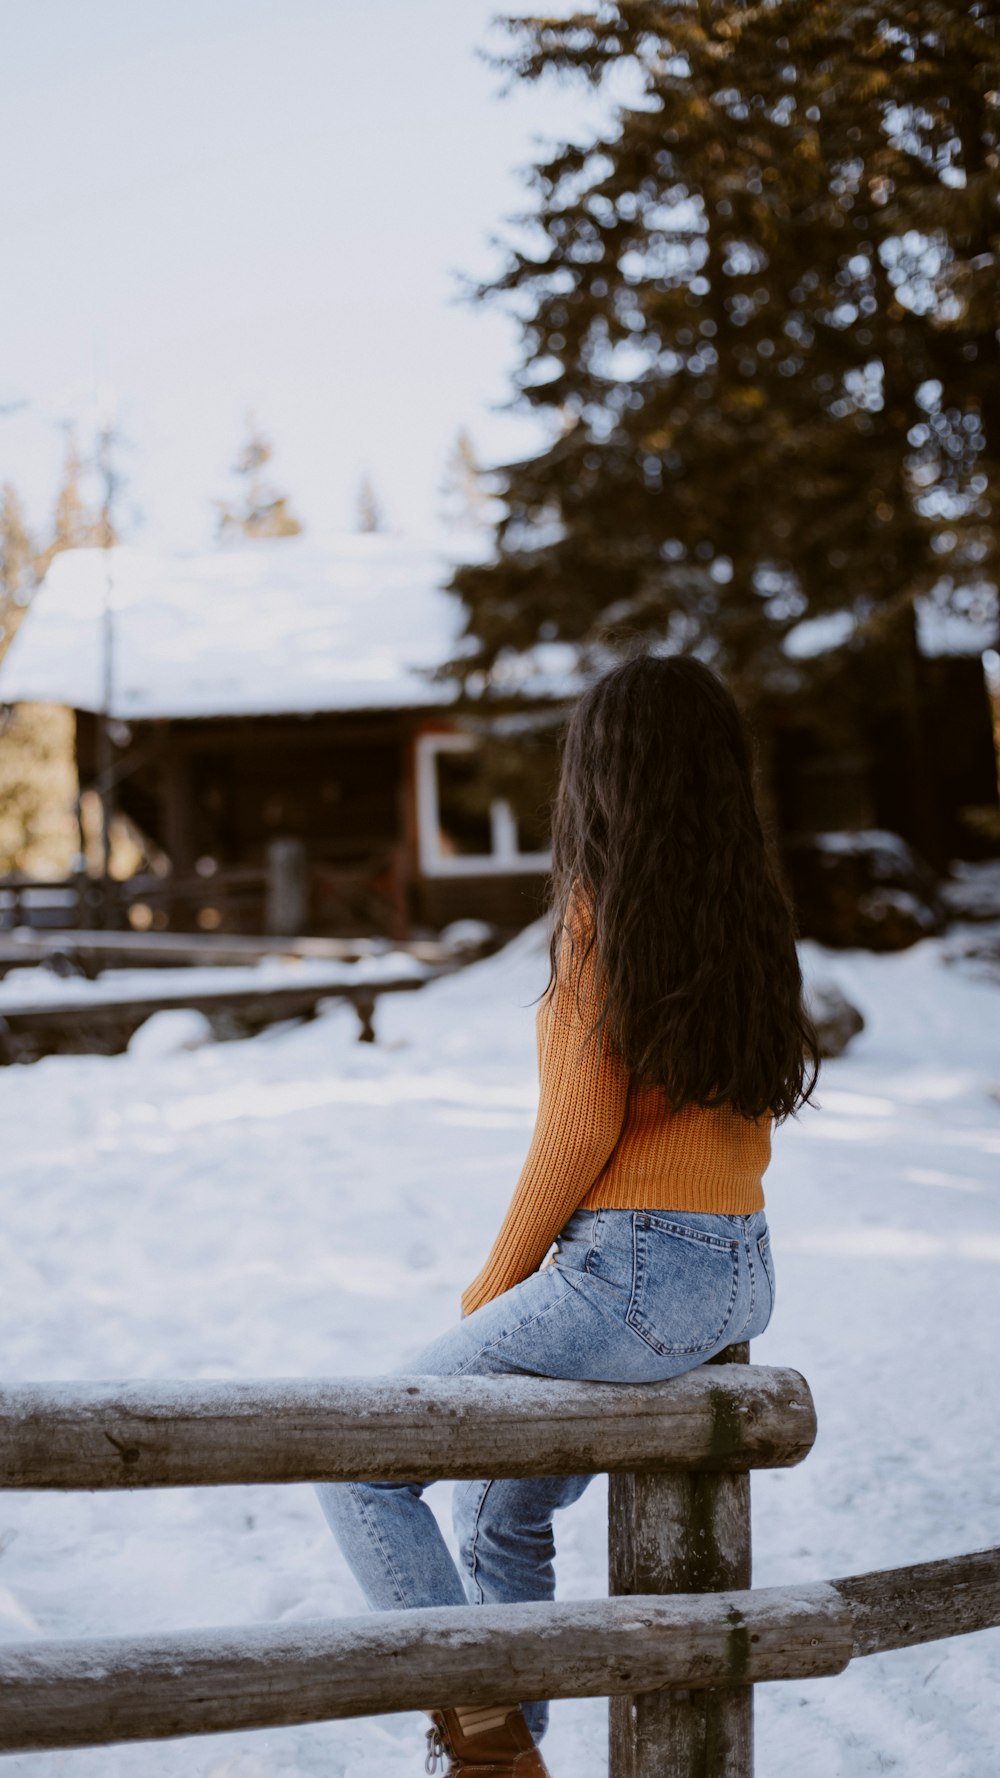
left=317, top=652, right=820, bottom=1777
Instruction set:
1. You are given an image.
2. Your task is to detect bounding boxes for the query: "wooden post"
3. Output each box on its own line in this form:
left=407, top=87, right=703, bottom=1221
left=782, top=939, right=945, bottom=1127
left=162, top=740, right=195, bottom=932
left=609, top=1343, right=753, bottom=1778
left=266, top=838, right=308, bottom=936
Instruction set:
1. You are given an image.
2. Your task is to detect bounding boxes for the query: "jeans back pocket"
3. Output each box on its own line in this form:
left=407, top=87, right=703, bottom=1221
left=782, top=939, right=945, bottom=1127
left=754, top=1230, right=776, bottom=1332
left=626, top=1214, right=741, bottom=1358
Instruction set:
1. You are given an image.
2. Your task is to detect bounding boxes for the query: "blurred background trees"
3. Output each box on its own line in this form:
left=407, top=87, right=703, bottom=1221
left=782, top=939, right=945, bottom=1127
left=0, top=432, right=111, bottom=875
left=215, top=419, right=304, bottom=541
left=1, top=2, right=997, bottom=925
left=448, top=2, right=999, bottom=726
left=439, top=427, right=495, bottom=532
left=1, top=430, right=108, bottom=666
left=355, top=472, right=386, bottom=534
left=0, top=484, right=33, bottom=652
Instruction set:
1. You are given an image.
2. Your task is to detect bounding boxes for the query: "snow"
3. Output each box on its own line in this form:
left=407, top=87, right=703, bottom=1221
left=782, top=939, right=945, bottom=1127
left=0, top=922, right=999, bottom=1775
left=126, top=1011, right=217, bottom=1059
left=942, top=859, right=1000, bottom=923
left=0, top=951, right=429, bottom=1010
left=812, top=829, right=919, bottom=869
left=941, top=920, right=1000, bottom=989
left=0, top=535, right=482, bottom=720
left=4, top=539, right=995, bottom=727
left=857, top=886, right=940, bottom=930
left=783, top=612, right=857, bottom=659
left=0, top=534, right=582, bottom=721
left=438, top=918, right=498, bottom=949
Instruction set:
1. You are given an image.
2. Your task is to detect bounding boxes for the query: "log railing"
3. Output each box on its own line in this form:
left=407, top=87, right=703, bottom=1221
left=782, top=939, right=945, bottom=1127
left=0, top=876, right=82, bottom=932
left=0, top=1361, right=997, bottom=1773
left=0, top=1362, right=814, bottom=1489
left=0, top=968, right=432, bottom=1058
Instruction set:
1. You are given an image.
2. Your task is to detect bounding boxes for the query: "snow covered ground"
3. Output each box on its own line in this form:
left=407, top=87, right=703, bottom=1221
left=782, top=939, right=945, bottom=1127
left=1, top=920, right=999, bottom=1777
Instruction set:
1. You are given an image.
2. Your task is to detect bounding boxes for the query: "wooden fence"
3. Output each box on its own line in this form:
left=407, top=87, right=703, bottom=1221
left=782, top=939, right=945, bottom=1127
left=0, top=876, right=83, bottom=931
left=0, top=1357, right=997, bottom=1773
left=0, top=967, right=433, bottom=1059
left=0, top=846, right=413, bottom=941
left=0, top=927, right=463, bottom=976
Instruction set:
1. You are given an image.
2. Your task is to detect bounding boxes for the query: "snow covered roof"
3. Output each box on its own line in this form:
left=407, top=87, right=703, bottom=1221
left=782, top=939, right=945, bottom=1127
left=9, top=533, right=987, bottom=725
left=0, top=535, right=485, bottom=720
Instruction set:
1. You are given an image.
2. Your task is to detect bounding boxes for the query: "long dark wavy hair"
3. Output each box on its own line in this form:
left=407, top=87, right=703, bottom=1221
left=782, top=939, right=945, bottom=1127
left=545, top=652, right=820, bottom=1124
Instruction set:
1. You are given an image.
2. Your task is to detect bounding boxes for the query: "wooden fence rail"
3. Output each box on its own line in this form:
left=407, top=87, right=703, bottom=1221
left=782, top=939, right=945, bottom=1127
left=0, top=1367, right=814, bottom=1488
left=0, top=970, right=430, bottom=1056
left=3, top=1547, right=999, bottom=1754
left=0, top=1587, right=854, bottom=1751
left=0, top=1366, right=997, bottom=1772
left=0, top=927, right=462, bottom=975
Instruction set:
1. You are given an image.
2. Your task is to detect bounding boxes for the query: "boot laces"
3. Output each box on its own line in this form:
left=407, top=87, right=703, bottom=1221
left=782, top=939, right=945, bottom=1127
left=425, top=1721, right=452, bottom=1774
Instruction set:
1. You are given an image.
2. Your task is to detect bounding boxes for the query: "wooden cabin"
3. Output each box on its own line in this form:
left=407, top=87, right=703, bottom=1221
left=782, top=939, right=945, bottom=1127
left=0, top=537, right=559, bottom=937
left=0, top=534, right=996, bottom=940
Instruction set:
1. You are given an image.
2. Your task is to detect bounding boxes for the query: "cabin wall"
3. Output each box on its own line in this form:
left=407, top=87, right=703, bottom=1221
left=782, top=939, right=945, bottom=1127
left=73, top=652, right=999, bottom=940
left=77, top=709, right=417, bottom=936
left=77, top=706, right=553, bottom=937
left=414, top=872, right=549, bottom=932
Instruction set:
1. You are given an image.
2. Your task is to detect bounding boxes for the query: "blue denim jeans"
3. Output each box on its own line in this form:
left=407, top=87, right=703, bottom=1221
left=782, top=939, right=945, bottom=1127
left=316, top=1206, right=774, bottom=1742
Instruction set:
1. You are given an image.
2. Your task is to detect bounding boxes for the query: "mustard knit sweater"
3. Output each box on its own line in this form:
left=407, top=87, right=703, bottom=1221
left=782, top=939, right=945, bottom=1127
left=461, top=908, right=772, bottom=1317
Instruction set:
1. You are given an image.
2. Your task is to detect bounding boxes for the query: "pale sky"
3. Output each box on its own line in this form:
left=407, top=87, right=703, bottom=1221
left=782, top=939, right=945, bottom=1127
left=1, top=0, right=604, bottom=551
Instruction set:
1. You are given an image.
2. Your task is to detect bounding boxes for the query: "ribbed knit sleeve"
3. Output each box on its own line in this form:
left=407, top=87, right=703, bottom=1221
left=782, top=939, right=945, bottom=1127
left=461, top=904, right=629, bottom=1316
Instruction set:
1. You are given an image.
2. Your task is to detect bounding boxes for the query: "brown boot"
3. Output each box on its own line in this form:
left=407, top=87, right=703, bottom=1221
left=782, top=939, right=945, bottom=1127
left=424, top=1704, right=550, bottom=1775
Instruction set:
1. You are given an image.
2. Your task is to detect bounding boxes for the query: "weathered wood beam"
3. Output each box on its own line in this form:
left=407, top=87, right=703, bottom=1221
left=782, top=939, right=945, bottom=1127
left=0, top=974, right=429, bottom=1040
left=2, top=1547, right=997, bottom=1754
left=0, top=928, right=459, bottom=970
left=0, top=1586, right=854, bottom=1752
left=834, top=1544, right=1000, bottom=1657
left=0, top=1369, right=817, bottom=1490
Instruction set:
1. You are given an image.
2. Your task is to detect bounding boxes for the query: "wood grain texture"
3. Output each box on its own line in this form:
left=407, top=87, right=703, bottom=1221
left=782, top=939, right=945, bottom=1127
left=610, top=1346, right=754, bottom=1778
left=0, top=1368, right=817, bottom=1490
left=834, top=1545, right=1000, bottom=1656
left=0, top=1586, right=854, bottom=1753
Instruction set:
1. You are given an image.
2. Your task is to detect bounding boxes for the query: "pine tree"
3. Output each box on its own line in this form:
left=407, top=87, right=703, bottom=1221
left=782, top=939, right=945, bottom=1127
left=446, top=2, right=1000, bottom=711
left=34, top=430, right=107, bottom=582
left=52, top=433, right=94, bottom=550
left=355, top=472, right=385, bottom=534
left=0, top=483, right=35, bottom=662
left=1, top=435, right=119, bottom=876
left=0, top=702, right=78, bottom=876
left=0, top=470, right=79, bottom=876
left=215, top=419, right=304, bottom=541
left=440, top=428, right=492, bottom=531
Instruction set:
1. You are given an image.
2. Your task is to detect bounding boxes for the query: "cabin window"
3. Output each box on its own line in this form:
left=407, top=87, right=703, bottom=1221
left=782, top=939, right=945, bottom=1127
left=415, top=732, right=552, bottom=878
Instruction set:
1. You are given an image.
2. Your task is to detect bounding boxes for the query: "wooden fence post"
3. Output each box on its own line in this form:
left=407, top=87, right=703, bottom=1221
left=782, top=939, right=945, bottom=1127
left=608, top=1343, right=752, bottom=1778
left=266, top=838, right=308, bottom=936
